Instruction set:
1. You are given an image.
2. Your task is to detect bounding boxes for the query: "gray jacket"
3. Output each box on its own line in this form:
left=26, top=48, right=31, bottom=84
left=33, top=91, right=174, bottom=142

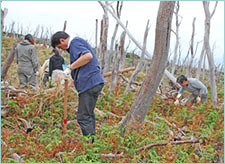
left=178, top=78, right=208, bottom=96
left=16, top=40, right=39, bottom=73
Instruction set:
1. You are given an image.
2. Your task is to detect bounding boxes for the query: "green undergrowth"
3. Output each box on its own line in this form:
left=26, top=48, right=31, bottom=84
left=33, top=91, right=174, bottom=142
left=1, top=37, right=224, bottom=163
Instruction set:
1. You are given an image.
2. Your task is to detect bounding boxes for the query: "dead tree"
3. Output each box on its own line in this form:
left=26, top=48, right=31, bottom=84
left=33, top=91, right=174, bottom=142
left=1, top=8, right=8, bottom=36
left=109, top=31, right=126, bottom=92
left=202, top=52, right=207, bottom=80
left=98, top=2, right=109, bottom=74
left=121, top=1, right=175, bottom=132
left=40, top=25, right=44, bottom=44
left=63, top=20, right=67, bottom=32
left=10, top=21, right=15, bottom=38
left=196, top=45, right=205, bottom=79
left=202, top=1, right=218, bottom=105
left=33, top=25, right=40, bottom=38
left=118, top=26, right=126, bottom=70
left=124, top=20, right=150, bottom=94
left=187, top=17, right=196, bottom=77
left=119, top=21, right=128, bottom=70
left=109, top=44, right=119, bottom=92
left=105, top=1, right=123, bottom=74
left=99, top=1, right=179, bottom=87
left=171, top=2, right=181, bottom=75
left=1, top=44, right=17, bottom=81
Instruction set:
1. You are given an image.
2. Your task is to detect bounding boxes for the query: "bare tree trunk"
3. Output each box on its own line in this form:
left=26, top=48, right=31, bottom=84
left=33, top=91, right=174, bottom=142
left=182, top=48, right=190, bottom=75
left=121, top=1, right=175, bottom=132
left=177, top=44, right=182, bottom=66
left=1, top=9, right=4, bottom=36
left=124, top=20, right=150, bottom=94
left=203, top=52, right=206, bottom=80
left=1, top=8, right=8, bottom=36
left=10, top=21, right=15, bottom=37
left=196, top=45, right=205, bottom=79
left=40, top=26, right=44, bottom=44
left=188, top=17, right=196, bottom=77
left=109, top=44, right=119, bottom=92
left=119, top=21, right=128, bottom=70
left=1, top=44, right=17, bottom=81
left=98, top=3, right=109, bottom=73
left=33, top=25, right=40, bottom=38
left=171, top=2, right=181, bottom=75
left=109, top=31, right=126, bottom=92
left=63, top=20, right=67, bottom=32
left=203, top=1, right=218, bottom=105
left=105, top=1, right=123, bottom=74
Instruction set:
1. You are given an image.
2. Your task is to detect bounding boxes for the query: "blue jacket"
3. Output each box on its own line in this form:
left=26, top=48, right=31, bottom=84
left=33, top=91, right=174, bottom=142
left=67, top=37, right=104, bottom=95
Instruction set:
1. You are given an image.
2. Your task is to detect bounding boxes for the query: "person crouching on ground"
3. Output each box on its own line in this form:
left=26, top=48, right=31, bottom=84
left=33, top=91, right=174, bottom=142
left=174, top=75, right=208, bottom=105
left=51, top=31, right=104, bottom=143
left=15, top=34, right=39, bottom=92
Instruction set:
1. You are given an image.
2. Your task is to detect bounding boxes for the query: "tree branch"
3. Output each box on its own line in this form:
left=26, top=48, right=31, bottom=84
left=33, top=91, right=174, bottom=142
left=210, top=1, right=218, bottom=19
left=136, top=139, right=201, bottom=151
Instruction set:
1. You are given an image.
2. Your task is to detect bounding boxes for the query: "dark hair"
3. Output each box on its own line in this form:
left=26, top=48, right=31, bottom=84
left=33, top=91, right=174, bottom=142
left=52, top=48, right=59, bottom=55
left=176, top=75, right=187, bottom=84
left=51, top=31, right=69, bottom=48
left=25, top=34, right=34, bottom=45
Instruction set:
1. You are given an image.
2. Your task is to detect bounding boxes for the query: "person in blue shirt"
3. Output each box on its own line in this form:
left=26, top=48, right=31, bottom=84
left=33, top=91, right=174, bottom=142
left=51, top=31, right=104, bottom=143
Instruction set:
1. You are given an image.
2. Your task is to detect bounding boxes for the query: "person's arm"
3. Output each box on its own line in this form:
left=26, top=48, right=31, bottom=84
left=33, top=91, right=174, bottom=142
left=49, top=58, right=53, bottom=77
left=30, top=46, right=39, bottom=73
left=70, top=52, right=93, bottom=70
left=176, top=87, right=184, bottom=100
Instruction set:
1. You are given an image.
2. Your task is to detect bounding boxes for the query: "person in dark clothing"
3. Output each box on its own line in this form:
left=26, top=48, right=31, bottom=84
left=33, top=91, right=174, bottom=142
left=51, top=31, right=104, bottom=143
left=49, top=48, right=65, bottom=78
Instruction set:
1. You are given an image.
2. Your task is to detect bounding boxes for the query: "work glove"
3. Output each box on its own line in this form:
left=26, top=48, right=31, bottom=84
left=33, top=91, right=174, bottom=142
left=35, top=71, right=39, bottom=76
left=63, top=67, right=71, bottom=79
left=174, top=99, right=179, bottom=105
left=196, top=96, right=201, bottom=103
left=176, top=93, right=182, bottom=99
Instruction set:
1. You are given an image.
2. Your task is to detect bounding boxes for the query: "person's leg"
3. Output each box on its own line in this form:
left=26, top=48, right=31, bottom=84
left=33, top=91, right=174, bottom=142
left=29, top=73, right=38, bottom=92
left=88, top=84, right=104, bottom=134
left=43, top=72, right=49, bottom=86
left=77, top=84, right=103, bottom=138
left=185, top=94, right=197, bottom=105
left=201, top=94, right=208, bottom=103
left=18, top=72, right=27, bottom=89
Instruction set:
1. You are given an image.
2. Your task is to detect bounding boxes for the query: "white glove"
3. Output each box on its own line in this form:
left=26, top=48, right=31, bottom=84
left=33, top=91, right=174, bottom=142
left=196, top=96, right=201, bottom=103
left=35, top=71, right=39, bottom=76
left=63, top=67, right=71, bottom=79
left=177, top=93, right=182, bottom=99
left=174, top=99, right=179, bottom=105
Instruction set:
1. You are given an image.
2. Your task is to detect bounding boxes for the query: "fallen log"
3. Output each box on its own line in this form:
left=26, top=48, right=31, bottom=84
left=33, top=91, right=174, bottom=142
left=119, top=73, right=141, bottom=86
left=136, top=139, right=201, bottom=151
left=103, top=66, right=135, bottom=77
left=94, top=152, right=124, bottom=158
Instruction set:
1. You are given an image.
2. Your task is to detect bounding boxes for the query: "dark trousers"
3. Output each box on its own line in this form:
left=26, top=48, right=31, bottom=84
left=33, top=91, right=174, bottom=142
left=43, top=72, right=49, bottom=86
left=77, top=83, right=104, bottom=136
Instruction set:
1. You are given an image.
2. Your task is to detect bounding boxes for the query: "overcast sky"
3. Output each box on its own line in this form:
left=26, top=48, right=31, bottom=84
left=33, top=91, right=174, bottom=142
left=1, top=1, right=224, bottom=65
